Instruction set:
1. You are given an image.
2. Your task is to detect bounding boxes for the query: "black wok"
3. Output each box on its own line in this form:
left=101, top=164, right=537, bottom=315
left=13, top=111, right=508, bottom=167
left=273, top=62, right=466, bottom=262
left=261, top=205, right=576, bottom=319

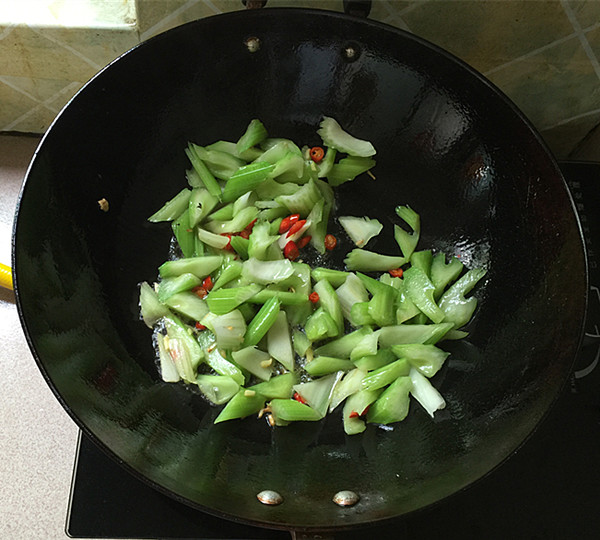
left=12, top=8, right=587, bottom=534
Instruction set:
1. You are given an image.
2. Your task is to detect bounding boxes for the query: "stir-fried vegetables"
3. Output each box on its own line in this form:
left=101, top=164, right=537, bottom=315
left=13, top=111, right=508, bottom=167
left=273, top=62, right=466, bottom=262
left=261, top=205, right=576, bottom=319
left=140, top=117, right=486, bottom=435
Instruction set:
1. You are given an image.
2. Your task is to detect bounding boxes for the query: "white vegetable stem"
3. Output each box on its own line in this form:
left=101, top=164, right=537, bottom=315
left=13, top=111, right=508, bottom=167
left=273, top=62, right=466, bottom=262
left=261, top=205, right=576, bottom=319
left=409, top=367, right=446, bottom=417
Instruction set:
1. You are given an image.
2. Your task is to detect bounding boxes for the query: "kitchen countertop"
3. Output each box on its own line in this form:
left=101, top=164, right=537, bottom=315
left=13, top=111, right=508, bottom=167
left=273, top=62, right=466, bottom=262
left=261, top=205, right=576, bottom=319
left=0, top=134, right=111, bottom=540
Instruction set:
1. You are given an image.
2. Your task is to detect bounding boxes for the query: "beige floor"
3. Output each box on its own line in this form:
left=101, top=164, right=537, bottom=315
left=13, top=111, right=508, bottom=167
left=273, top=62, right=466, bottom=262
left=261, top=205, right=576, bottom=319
left=0, top=135, right=91, bottom=540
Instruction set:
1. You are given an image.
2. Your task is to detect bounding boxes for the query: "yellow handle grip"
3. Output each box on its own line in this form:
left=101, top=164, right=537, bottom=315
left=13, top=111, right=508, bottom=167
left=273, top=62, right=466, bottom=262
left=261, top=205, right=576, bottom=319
left=0, top=262, right=13, bottom=290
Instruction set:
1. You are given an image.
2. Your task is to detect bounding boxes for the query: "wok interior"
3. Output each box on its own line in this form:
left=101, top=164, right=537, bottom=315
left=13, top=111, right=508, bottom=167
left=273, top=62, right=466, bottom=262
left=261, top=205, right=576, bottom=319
left=13, top=9, right=586, bottom=530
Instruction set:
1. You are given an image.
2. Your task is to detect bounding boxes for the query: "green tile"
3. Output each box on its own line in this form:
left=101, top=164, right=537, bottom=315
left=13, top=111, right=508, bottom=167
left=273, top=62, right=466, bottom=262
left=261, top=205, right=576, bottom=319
left=567, top=0, right=600, bottom=30
left=402, top=0, right=575, bottom=73
left=487, top=34, right=600, bottom=132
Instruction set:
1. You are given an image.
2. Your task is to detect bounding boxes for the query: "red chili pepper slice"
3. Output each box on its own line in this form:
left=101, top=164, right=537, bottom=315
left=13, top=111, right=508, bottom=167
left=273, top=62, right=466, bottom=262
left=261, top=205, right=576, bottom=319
left=195, top=322, right=206, bottom=330
left=296, top=235, right=311, bottom=249
left=361, top=404, right=371, bottom=416
left=279, top=213, right=300, bottom=234
left=293, top=391, right=307, bottom=404
left=309, top=291, right=319, bottom=303
left=324, top=234, right=337, bottom=251
left=389, top=268, right=404, bottom=278
left=239, top=229, right=251, bottom=239
left=286, top=219, right=307, bottom=238
left=348, top=411, right=360, bottom=419
left=283, top=240, right=300, bottom=261
left=245, top=218, right=257, bottom=233
left=202, top=276, right=214, bottom=291
left=309, top=146, right=325, bottom=163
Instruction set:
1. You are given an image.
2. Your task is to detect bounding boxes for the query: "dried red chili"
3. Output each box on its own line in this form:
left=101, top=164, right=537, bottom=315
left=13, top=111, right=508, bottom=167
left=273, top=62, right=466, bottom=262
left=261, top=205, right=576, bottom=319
left=324, top=234, right=337, bottom=251
left=296, top=235, right=311, bottom=249
left=309, top=146, right=325, bottom=163
left=293, top=392, right=307, bottom=404
left=286, top=219, right=307, bottom=238
left=309, top=291, right=320, bottom=303
left=389, top=268, right=404, bottom=278
left=283, top=240, right=300, bottom=261
left=279, top=213, right=300, bottom=234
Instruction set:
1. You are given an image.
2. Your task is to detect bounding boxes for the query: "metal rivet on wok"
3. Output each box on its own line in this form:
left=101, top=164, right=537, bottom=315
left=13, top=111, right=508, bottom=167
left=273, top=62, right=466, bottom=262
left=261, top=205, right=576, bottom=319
left=257, top=490, right=283, bottom=506
left=332, top=490, right=360, bottom=507
left=245, top=36, right=260, bottom=53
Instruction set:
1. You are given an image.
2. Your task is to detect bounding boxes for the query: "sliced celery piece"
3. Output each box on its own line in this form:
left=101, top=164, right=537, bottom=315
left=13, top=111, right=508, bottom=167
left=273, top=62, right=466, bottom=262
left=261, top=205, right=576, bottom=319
left=191, top=144, right=245, bottom=180
left=368, top=288, right=396, bottom=327
left=248, top=372, right=297, bottom=399
left=214, top=389, right=266, bottom=423
left=349, top=330, right=379, bottom=361
left=275, top=178, right=322, bottom=217
left=164, top=291, right=209, bottom=322
left=391, top=343, right=449, bottom=378
left=163, top=315, right=203, bottom=382
left=148, top=188, right=191, bottom=222
left=172, top=209, right=195, bottom=258
left=329, top=368, right=366, bottom=412
left=189, top=187, right=219, bottom=227
left=360, top=358, right=410, bottom=391
left=230, top=236, right=249, bottom=259
left=352, top=347, right=396, bottom=371
left=394, top=205, right=420, bottom=261
left=159, top=255, right=222, bottom=279
left=314, top=278, right=344, bottom=336
left=311, top=267, right=350, bottom=288
left=222, top=161, right=275, bottom=203
left=342, top=389, right=382, bottom=435
left=241, top=257, right=294, bottom=285
left=267, top=311, right=294, bottom=371
left=338, top=215, right=383, bottom=247
left=185, top=144, right=222, bottom=200
left=349, top=302, right=376, bottom=326
left=236, top=119, right=268, bottom=154
left=247, top=220, right=279, bottom=261
left=247, top=289, right=307, bottom=306
left=157, top=273, right=202, bottom=303
left=197, top=331, right=244, bottom=384
left=156, top=333, right=180, bottom=383
left=139, top=281, right=171, bottom=328
left=293, top=371, right=343, bottom=418
left=336, top=273, right=369, bottom=325
left=232, top=346, right=273, bottom=381
left=317, top=117, right=376, bottom=157
left=305, top=307, right=339, bottom=342
left=212, top=260, right=243, bottom=291
left=207, top=202, right=234, bottom=222
left=196, top=374, right=240, bottom=405
left=345, top=249, right=406, bottom=272
left=410, top=249, right=433, bottom=277
left=403, top=266, right=445, bottom=323
left=409, top=367, right=446, bottom=417
left=316, top=146, right=337, bottom=178
left=367, top=376, right=412, bottom=425
left=377, top=323, right=454, bottom=348
left=304, top=356, right=355, bottom=377
left=269, top=399, right=322, bottom=422
left=327, top=156, right=376, bottom=187
left=438, top=267, right=487, bottom=329
left=243, top=296, right=281, bottom=347
left=196, top=227, right=230, bottom=250
left=431, top=253, right=464, bottom=299
left=204, top=206, right=259, bottom=234
left=200, top=310, right=247, bottom=350
left=314, top=326, right=372, bottom=358
left=206, top=284, right=262, bottom=315
left=292, top=329, right=311, bottom=357
left=206, top=139, right=262, bottom=161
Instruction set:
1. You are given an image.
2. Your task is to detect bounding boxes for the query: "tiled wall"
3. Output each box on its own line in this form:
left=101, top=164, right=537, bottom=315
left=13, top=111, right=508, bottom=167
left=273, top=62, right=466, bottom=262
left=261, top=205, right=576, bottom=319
left=2, top=0, right=600, bottom=158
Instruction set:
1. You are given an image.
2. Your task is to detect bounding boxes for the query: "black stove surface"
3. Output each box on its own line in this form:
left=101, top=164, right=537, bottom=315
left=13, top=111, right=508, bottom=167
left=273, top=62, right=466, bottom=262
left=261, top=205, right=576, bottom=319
left=67, top=161, right=600, bottom=540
